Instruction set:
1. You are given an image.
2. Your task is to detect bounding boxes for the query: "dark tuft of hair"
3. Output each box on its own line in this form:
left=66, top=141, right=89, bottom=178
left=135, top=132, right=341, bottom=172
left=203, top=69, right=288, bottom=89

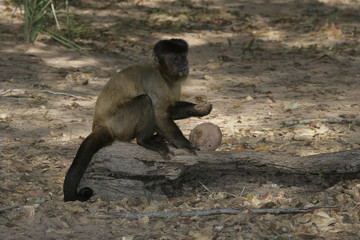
left=153, top=39, right=188, bottom=56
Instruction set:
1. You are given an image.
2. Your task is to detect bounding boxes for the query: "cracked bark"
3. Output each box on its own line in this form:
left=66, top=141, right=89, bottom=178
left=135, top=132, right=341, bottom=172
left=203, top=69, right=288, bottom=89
left=79, top=142, right=360, bottom=200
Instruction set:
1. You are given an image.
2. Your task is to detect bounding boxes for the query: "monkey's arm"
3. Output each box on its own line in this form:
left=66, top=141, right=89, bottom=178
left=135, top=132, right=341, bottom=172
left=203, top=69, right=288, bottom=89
left=169, top=101, right=212, bottom=120
left=155, top=111, right=198, bottom=154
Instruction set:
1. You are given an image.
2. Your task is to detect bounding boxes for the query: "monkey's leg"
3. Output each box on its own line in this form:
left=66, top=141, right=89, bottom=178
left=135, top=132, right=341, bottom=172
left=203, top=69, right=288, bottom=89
left=133, top=95, right=173, bottom=159
left=169, top=101, right=212, bottom=120
left=63, top=127, right=113, bottom=202
left=110, top=94, right=173, bottom=159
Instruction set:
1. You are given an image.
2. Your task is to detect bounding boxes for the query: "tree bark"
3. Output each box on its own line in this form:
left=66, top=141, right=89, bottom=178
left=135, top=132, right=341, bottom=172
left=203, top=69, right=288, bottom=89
left=79, top=142, right=360, bottom=200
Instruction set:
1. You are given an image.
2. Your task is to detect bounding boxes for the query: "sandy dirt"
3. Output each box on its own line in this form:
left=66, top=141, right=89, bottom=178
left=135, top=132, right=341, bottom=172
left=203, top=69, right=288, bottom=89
left=1, top=0, right=360, bottom=239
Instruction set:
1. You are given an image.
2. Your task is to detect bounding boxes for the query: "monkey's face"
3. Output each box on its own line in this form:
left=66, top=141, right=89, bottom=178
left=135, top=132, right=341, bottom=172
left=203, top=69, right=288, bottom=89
left=159, top=53, right=189, bottom=82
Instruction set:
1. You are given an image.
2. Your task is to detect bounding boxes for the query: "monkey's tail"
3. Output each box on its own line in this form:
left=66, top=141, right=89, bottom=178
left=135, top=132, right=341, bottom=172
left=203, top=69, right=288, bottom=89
left=63, top=128, right=113, bottom=202
left=77, top=187, right=94, bottom=201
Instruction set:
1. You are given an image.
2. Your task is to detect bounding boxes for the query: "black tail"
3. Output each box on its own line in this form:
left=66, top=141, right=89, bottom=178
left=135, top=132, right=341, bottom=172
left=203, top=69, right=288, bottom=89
left=63, top=128, right=113, bottom=202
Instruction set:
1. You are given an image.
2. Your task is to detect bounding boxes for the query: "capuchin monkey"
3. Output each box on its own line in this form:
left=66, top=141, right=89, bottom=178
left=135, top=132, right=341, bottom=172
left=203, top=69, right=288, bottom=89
left=63, top=39, right=212, bottom=202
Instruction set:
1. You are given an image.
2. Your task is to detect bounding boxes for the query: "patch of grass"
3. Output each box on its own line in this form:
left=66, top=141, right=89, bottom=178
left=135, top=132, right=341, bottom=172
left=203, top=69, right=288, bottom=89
left=66, top=19, right=98, bottom=40
left=23, top=0, right=53, bottom=42
left=23, top=0, right=90, bottom=55
left=241, top=38, right=264, bottom=56
left=284, top=46, right=303, bottom=54
left=44, top=29, right=90, bottom=56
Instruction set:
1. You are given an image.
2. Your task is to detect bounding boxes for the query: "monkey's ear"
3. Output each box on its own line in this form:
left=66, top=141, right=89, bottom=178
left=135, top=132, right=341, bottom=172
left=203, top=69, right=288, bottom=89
left=153, top=39, right=188, bottom=56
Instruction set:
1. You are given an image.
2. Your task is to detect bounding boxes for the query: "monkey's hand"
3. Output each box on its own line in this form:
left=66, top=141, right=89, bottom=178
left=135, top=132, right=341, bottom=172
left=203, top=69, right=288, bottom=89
left=157, top=144, right=174, bottom=160
left=172, top=139, right=199, bottom=155
left=193, top=95, right=212, bottom=117
left=156, top=119, right=199, bottom=155
left=143, top=134, right=174, bottom=160
left=194, top=102, right=212, bottom=117
left=186, top=143, right=200, bottom=155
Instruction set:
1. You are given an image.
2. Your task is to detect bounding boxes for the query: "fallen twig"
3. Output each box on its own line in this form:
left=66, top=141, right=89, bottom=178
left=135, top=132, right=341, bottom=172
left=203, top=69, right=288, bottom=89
left=250, top=206, right=337, bottom=214
left=0, top=89, right=12, bottom=96
left=92, top=206, right=337, bottom=219
left=39, top=90, right=85, bottom=99
left=2, top=90, right=85, bottom=99
left=306, top=54, right=358, bottom=67
left=199, top=181, right=214, bottom=194
left=0, top=205, right=20, bottom=214
left=94, top=208, right=242, bottom=219
left=282, top=118, right=360, bottom=127
left=326, top=55, right=353, bottom=66
left=0, top=90, right=29, bottom=100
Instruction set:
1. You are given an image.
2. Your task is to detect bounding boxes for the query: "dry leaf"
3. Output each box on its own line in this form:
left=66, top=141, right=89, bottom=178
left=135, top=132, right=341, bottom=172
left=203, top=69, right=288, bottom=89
left=323, top=23, right=342, bottom=39
left=314, top=211, right=331, bottom=219
left=203, top=74, right=214, bottom=80
left=245, top=95, right=254, bottom=101
left=138, top=215, right=150, bottom=225
left=254, top=147, right=269, bottom=151
left=266, top=98, right=274, bottom=104
left=22, top=205, right=36, bottom=224
left=233, top=102, right=242, bottom=108
left=189, top=227, right=213, bottom=240
left=64, top=204, right=85, bottom=213
left=312, top=211, right=336, bottom=227
left=232, top=147, right=245, bottom=151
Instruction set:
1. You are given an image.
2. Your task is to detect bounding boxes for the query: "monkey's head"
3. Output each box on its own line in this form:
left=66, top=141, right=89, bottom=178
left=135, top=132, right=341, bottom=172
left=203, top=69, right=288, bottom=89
left=153, top=39, right=189, bottom=83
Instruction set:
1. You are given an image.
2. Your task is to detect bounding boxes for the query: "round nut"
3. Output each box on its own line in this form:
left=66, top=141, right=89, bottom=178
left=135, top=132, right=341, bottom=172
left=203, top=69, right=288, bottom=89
left=189, top=122, right=222, bottom=151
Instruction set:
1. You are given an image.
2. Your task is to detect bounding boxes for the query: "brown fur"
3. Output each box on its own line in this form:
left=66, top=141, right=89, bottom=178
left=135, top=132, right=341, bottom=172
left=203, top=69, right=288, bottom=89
left=63, top=39, right=211, bottom=202
left=93, top=61, right=182, bottom=141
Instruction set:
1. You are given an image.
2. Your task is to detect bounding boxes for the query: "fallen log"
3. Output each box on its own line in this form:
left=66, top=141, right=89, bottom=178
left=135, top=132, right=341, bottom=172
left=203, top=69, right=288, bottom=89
left=79, top=142, right=360, bottom=200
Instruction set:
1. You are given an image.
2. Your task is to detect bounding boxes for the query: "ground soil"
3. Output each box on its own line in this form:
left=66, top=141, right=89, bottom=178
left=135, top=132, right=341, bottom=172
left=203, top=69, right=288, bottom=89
left=1, top=0, right=360, bottom=239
